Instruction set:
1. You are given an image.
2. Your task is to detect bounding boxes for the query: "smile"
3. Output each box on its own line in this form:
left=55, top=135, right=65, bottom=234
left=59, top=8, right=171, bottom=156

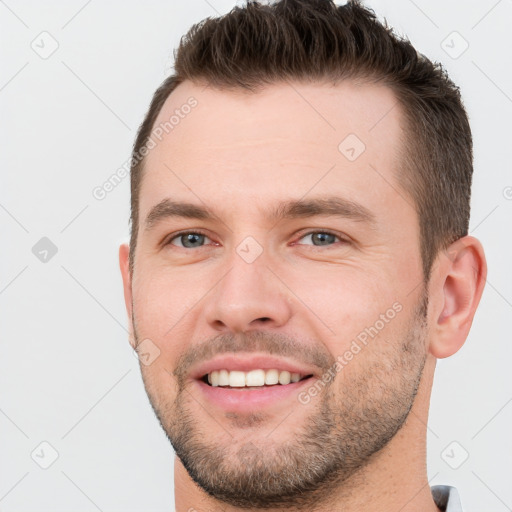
left=204, top=368, right=313, bottom=388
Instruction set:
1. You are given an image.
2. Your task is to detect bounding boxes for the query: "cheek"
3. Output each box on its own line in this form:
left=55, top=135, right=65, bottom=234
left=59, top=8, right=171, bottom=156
left=284, top=264, right=401, bottom=340
left=131, top=274, right=193, bottom=384
left=133, top=268, right=196, bottom=336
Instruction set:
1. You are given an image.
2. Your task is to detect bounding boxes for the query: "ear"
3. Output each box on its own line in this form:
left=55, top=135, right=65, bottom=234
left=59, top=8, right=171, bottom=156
left=119, top=242, right=136, bottom=349
left=429, top=236, right=487, bottom=359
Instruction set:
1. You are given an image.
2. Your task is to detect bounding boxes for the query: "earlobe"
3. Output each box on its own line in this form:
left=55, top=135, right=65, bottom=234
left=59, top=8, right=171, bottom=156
left=429, top=236, right=487, bottom=359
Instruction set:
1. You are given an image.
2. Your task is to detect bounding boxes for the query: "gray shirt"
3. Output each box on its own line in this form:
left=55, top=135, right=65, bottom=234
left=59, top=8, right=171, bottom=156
left=432, top=485, right=463, bottom=512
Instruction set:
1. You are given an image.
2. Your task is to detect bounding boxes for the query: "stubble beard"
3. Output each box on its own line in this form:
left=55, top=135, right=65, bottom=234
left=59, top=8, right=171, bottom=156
left=136, top=291, right=429, bottom=510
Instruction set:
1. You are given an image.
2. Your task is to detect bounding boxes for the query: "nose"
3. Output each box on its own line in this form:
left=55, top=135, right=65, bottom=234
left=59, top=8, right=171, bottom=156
left=203, top=248, right=293, bottom=334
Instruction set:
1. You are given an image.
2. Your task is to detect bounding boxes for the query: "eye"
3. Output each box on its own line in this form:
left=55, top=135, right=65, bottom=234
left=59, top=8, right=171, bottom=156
left=164, top=229, right=347, bottom=250
left=166, top=230, right=214, bottom=249
left=295, top=230, right=347, bottom=248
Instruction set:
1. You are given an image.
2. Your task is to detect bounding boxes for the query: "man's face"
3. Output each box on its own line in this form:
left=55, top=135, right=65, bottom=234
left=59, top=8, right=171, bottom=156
left=122, top=80, right=432, bottom=508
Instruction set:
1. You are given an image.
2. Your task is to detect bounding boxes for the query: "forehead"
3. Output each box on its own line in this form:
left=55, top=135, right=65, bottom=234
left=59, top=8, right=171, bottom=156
left=139, top=79, right=410, bottom=227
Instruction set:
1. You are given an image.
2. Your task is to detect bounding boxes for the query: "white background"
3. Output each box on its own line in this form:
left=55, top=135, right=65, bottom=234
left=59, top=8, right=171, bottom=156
left=1, top=1, right=511, bottom=510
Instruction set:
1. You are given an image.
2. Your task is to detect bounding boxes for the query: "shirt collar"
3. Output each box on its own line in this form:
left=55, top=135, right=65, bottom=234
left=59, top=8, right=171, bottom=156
left=431, top=485, right=464, bottom=512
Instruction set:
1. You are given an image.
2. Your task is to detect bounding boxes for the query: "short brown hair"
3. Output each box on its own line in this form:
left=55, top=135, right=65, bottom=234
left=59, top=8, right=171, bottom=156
left=128, top=0, right=473, bottom=282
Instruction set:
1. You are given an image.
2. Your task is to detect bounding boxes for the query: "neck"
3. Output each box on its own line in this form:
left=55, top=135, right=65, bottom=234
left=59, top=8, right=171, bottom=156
left=174, top=357, right=442, bottom=512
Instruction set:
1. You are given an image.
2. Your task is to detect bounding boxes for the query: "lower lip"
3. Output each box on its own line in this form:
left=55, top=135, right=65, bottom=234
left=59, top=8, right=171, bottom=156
left=194, top=377, right=315, bottom=413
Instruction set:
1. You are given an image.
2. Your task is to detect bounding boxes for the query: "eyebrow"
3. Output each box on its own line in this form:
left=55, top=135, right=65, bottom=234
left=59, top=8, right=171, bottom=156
left=143, top=196, right=377, bottom=232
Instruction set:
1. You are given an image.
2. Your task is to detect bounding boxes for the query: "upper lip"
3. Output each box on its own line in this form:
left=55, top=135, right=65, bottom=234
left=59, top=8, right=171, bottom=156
left=189, top=354, right=319, bottom=380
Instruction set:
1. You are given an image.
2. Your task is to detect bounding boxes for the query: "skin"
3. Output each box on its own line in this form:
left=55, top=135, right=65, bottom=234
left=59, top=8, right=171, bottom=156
left=119, top=79, right=487, bottom=512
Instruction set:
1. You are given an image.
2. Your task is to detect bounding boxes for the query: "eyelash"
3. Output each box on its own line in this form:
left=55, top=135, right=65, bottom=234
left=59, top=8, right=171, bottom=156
left=164, top=229, right=348, bottom=250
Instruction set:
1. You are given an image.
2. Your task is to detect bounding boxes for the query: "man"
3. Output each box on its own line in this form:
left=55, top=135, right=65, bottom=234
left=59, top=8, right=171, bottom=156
left=119, top=1, right=487, bottom=510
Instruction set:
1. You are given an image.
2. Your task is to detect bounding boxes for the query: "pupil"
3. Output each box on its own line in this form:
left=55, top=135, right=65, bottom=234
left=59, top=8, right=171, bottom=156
left=314, top=233, right=334, bottom=245
left=184, top=233, right=203, bottom=248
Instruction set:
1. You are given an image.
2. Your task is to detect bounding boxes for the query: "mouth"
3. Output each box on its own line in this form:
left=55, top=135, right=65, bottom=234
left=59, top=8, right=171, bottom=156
left=189, top=354, right=320, bottom=412
left=200, top=368, right=314, bottom=389
left=194, top=368, right=316, bottom=413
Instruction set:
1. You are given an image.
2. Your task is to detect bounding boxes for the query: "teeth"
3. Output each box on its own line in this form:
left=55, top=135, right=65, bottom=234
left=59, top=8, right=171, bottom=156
left=218, top=369, right=230, bottom=386
left=279, top=370, right=291, bottom=385
left=229, top=370, right=246, bottom=387
left=265, top=369, right=279, bottom=385
left=206, top=369, right=306, bottom=387
left=246, top=369, right=265, bottom=386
